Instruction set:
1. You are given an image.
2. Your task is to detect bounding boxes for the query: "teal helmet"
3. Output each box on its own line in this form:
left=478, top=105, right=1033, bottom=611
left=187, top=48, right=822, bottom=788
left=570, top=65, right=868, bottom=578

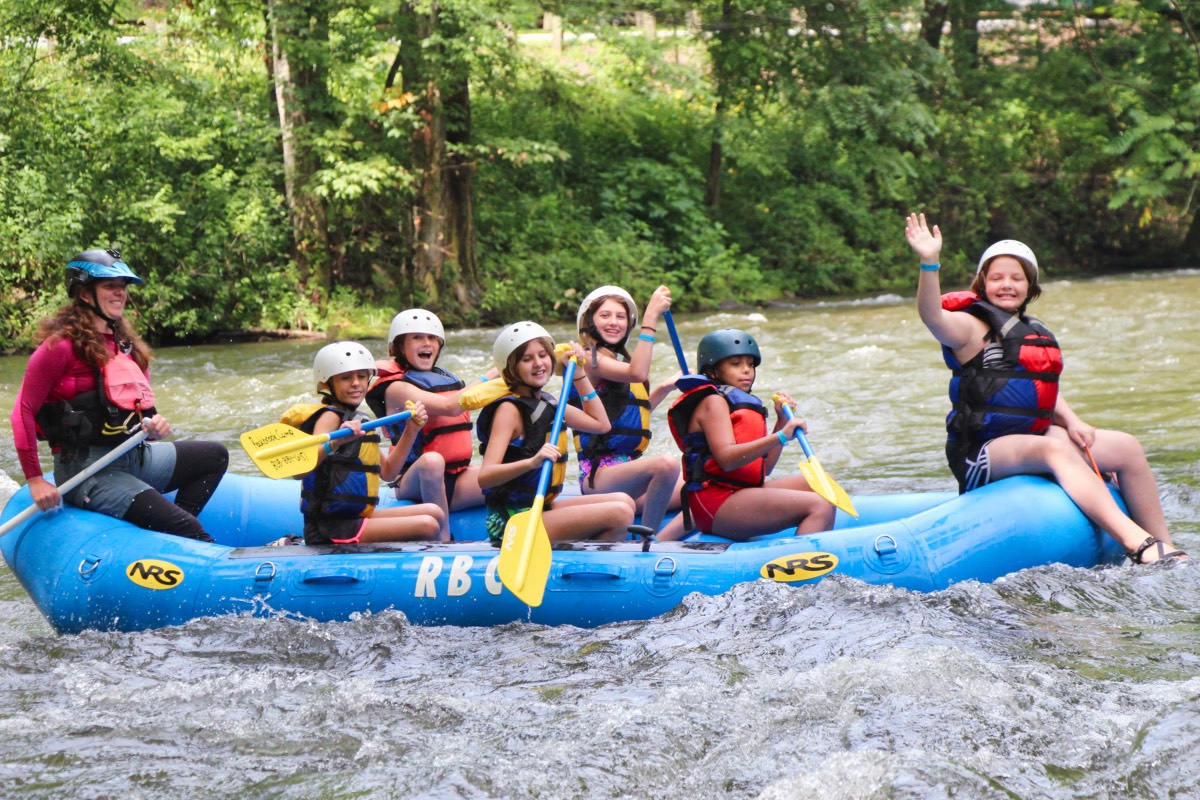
left=696, top=329, right=761, bottom=374
left=66, top=249, right=143, bottom=297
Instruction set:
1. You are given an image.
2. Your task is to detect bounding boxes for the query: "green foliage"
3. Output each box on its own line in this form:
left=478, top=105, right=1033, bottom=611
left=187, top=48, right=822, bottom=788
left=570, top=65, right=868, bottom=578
left=2, top=0, right=1198, bottom=351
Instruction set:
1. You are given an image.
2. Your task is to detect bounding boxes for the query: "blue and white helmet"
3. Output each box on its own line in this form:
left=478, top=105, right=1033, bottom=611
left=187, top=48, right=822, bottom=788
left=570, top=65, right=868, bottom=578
left=66, top=249, right=143, bottom=297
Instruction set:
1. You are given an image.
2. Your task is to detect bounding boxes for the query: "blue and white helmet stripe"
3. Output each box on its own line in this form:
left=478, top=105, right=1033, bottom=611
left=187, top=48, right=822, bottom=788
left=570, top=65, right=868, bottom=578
left=66, top=257, right=144, bottom=285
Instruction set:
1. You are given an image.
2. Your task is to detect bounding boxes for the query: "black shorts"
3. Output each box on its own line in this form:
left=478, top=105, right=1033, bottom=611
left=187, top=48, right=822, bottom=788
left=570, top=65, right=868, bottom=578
left=443, top=469, right=463, bottom=506
left=303, top=515, right=366, bottom=545
left=946, top=439, right=993, bottom=495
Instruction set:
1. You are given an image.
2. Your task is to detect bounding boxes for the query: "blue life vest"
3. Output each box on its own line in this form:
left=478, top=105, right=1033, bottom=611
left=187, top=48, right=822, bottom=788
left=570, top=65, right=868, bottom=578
left=569, top=376, right=650, bottom=470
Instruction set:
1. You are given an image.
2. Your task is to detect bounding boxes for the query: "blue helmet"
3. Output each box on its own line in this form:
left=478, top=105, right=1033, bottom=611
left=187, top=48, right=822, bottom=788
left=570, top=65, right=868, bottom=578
left=696, top=328, right=761, bottom=374
left=65, top=249, right=143, bottom=297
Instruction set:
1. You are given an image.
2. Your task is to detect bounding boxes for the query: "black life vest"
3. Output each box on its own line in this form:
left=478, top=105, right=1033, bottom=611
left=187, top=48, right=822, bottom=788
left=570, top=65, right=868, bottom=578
left=941, top=292, right=1063, bottom=446
left=476, top=392, right=567, bottom=509
left=35, top=351, right=158, bottom=463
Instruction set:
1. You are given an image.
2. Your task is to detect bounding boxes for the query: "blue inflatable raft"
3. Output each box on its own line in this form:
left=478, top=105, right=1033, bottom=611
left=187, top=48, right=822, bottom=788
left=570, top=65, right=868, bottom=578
left=0, top=473, right=1125, bottom=634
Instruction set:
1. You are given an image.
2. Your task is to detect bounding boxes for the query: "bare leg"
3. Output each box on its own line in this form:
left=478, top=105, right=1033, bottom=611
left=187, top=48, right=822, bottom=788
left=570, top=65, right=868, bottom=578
left=393, top=452, right=451, bottom=541
left=448, top=465, right=486, bottom=511
left=543, top=493, right=636, bottom=542
left=988, top=433, right=1179, bottom=560
left=584, top=455, right=682, bottom=532
left=710, top=476, right=836, bottom=541
left=1080, top=428, right=1171, bottom=542
left=359, top=503, right=444, bottom=542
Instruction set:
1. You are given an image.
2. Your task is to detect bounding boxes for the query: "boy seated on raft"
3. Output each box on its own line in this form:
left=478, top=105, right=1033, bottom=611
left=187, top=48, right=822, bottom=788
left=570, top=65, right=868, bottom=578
left=664, top=329, right=836, bottom=540
left=477, top=322, right=636, bottom=543
left=295, top=342, right=446, bottom=545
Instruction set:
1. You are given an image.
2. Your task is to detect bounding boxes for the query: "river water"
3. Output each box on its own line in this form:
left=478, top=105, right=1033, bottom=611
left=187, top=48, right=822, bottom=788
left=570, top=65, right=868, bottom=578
left=2, top=272, right=1198, bottom=799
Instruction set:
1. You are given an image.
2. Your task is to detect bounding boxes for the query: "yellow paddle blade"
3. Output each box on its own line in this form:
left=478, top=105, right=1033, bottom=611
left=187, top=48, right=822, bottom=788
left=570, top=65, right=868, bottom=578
left=798, top=455, right=858, bottom=517
left=497, top=496, right=552, bottom=607
left=240, top=423, right=326, bottom=479
left=459, top=379, right=511, bottom=410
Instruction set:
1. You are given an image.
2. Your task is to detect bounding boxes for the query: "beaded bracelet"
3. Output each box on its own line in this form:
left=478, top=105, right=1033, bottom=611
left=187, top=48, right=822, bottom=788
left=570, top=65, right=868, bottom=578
left=638, top=333, right=655, bottom=343
left=776, top=431, right=789, bottom=447
left=920, top=263, right=941, bottom=271
left=580, top=389, right=599, bottom=402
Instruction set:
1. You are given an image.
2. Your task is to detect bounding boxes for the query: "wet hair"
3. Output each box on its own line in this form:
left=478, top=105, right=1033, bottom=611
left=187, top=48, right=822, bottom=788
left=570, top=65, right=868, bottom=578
left=36, top=294, right=153, bottom=371
left=970, top=257, right=1042, bottom=314
left=502, top=336, right=555, bottom=391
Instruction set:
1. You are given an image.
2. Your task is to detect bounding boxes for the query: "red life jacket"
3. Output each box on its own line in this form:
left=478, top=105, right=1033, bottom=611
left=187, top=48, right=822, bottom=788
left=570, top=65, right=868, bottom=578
left=941, top=292, right=1063, bottom=445
left=366, top=361, right=473, bottom=475
left=668, top=380, right=766, bottom=529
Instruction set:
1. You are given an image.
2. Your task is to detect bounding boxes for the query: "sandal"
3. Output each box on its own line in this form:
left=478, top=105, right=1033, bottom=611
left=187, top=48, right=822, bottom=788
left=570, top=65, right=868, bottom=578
left=1128, top=536, right=1188, bottom=565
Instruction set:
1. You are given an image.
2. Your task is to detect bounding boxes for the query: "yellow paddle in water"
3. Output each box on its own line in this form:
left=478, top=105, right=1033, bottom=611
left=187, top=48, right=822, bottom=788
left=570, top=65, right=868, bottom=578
left=773, top=395, right=858, bottom=517
left=496, top=356, right=579, bottom=607
left=241, top=409, right=413, bottom=479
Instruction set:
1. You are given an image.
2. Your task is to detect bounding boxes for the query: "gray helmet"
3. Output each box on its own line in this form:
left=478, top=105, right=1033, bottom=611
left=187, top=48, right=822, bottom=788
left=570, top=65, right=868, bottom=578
left=696, top=329, right=761, bottom=373
left=66, top=249, right=143, bottom=297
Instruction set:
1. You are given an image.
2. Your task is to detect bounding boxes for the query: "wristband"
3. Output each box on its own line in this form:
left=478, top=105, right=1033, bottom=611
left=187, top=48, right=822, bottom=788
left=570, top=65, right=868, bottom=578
left=479, top=375, right=489, bottom=383
left=324, top=441, right=334, bottom=455
left=776, top=431, right=789, bottom=447
left=580, top=389, right=598, bottom=402
left=920, top=263, right=940, bottom=271
left=638, top=333, right=655, bottom=343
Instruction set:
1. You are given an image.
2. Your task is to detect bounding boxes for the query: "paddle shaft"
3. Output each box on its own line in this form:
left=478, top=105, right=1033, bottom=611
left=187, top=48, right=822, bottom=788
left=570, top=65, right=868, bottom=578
left=0, top=428, right=152, bottom=538
left=512, top=358, right=577, bottom=588
left=779, top=404, right=817, bottom=459
left=253, top=410, right=412, bottom=461
left=533, top=359, right=576, bottom=509
left=663, top=310, right=690, bottom=374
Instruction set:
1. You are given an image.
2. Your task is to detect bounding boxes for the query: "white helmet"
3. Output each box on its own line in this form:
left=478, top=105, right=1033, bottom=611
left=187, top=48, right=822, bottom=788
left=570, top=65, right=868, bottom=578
left=977, top=240, right=1039, bottom=275
left=576, top=285, right=639, bottom=337
left=493, top=321, right=555, bottom=373
left=387, top=308, right=445, bottom=347
left=313, top=341, right=377, bottom=386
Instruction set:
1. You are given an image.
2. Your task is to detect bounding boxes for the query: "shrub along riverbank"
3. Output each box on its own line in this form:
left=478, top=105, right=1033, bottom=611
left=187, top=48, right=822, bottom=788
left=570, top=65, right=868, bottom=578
left=1, top=1, right=1196, bottom=352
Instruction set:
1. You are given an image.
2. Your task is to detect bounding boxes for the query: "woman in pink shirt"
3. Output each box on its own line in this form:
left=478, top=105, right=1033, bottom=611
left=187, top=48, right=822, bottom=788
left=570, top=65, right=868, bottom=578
left=10, top=250, right=228, bottom=541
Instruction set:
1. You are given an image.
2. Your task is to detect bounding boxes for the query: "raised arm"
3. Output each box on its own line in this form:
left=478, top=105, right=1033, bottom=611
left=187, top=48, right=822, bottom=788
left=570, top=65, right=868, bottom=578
left=905, top=213, right=979, bottom=351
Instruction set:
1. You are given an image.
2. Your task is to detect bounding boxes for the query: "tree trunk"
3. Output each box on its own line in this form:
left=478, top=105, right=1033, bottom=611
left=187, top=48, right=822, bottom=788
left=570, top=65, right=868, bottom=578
left=949, top=0, right=982, bottom=72
left=921, top=0, right=949, bottom=51
left=396, top=3, right=480, bottom=316
left=265, top=0, right=332, bottom=307
left=705, top=0, right=734, bottom=210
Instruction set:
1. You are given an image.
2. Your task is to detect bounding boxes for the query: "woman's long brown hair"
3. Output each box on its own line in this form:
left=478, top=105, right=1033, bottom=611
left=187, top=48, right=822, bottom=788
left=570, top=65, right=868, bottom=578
left=35, top=296, right=153, bottom=371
